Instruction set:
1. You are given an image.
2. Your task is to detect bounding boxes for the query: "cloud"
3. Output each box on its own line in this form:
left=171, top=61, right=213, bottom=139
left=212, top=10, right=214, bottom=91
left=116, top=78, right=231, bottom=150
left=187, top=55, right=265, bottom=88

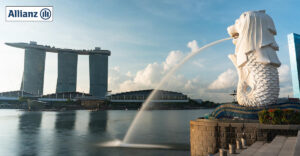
left=112, top=66, right=120, bottom=72
left=107, top=40, right=237, bottom=103
left=108, top=43, right=194, bottom=92
left=108, top=66, right=129, bottom=92
left=116, top=51, right=185, bottom=92
left=108, top=53, right=293, bottom=103
left=133, top=62, right=162, bottom=87
left=278, top=64, right=293, bottom=98
left=206, top=64, right=292, bottom=98
left=187, top=40, right=199, bottom=53
left=163, top=50, right=184, bottom=71
left=279, top=86, right=293, bottom=98
left=126, top=71, right=133, bottom=78
left=208, top=68, right=237, bottom=90
left=207, top=65, right=290, bottom=90
left=278, top=64, right=290, bottom=83
left=116, top=50, right=185, bottom=92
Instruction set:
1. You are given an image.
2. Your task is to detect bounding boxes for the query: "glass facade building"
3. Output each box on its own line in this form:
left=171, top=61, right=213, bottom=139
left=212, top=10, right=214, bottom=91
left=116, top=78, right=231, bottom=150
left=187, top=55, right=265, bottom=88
left=288, top=33, right=300, bottom=98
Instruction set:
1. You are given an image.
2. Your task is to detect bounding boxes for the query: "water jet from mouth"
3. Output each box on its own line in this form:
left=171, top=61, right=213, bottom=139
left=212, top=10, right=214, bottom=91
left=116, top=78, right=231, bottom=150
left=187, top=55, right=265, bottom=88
left=123, top=37, right=231, bottom=144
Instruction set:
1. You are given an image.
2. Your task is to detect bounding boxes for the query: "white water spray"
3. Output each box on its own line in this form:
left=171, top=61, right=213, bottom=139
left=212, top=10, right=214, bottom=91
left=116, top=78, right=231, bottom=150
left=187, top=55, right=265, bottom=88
left=99, top=139, right=173, bottom=149
left=123, top=37, right=231, bottom=143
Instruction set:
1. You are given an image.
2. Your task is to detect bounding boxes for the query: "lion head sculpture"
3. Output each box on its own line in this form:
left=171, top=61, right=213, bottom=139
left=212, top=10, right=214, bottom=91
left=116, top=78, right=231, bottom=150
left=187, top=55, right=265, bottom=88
left=227, top=10, right=281, bottom=68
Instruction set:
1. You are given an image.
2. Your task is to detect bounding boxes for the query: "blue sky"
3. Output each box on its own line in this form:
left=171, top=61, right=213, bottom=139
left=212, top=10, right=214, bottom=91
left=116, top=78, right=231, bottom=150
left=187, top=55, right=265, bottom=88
left=0, top=0, right=299, bottom=102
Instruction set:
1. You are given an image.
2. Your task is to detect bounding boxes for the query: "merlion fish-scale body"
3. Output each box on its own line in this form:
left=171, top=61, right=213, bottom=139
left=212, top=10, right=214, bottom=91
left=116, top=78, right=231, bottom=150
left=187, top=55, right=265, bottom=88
left=227, top=10, right=281, bottom=107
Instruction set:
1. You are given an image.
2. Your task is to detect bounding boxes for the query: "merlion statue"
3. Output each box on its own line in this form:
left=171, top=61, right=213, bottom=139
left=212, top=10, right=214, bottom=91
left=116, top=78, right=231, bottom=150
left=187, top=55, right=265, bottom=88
left=227, top=10, right=281, bottom=107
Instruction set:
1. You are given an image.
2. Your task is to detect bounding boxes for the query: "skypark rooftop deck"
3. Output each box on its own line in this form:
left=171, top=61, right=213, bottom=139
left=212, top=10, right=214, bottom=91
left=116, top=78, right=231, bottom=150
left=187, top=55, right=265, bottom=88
left=5, top=41, right=111, bottom=55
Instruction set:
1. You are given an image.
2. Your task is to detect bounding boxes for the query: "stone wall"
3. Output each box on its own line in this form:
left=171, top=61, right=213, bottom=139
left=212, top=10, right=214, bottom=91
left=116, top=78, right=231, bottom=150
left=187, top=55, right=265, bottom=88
left=190, top=119, right=300, bottom=156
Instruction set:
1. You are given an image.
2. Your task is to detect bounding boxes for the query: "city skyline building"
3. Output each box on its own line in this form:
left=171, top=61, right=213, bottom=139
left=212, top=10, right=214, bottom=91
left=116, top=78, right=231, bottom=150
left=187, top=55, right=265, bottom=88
left=288, top=33, right=300, bottom=98
left=56, top=52, right=78, bottom=93
left=89, top=50, right=109, bottom=98
left=21, top=41, right=46, bottom=95
left=5, top=41, right=111, bottom=98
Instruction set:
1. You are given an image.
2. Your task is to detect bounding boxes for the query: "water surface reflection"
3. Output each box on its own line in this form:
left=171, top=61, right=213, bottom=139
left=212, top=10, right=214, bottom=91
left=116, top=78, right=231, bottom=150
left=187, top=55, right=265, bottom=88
left=89, top=111, right=107, bottom=133
left=0, top=109, right=213, bottom=156
left=18, top=112, right=42, bottom=156
left=54, top=111, right=76, bottom=156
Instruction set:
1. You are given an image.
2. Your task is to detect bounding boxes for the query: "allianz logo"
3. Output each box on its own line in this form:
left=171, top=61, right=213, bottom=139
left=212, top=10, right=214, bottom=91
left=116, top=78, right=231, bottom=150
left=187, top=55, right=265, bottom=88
left=6, top=6, right=53, bottom=22
left=8, top=10, right=39, bottom=18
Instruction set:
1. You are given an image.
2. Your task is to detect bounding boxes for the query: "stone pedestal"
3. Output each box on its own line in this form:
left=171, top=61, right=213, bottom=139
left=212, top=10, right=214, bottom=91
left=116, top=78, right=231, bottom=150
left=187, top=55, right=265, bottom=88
left=190, top=119, right=218, bottom=156
left=190, top=119, right=300, bottom=156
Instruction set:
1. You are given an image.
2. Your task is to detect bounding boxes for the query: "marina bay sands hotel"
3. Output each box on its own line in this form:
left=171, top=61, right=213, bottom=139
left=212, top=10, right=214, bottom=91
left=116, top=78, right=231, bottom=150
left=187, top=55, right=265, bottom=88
left=6, top=41, right=110, bottom=98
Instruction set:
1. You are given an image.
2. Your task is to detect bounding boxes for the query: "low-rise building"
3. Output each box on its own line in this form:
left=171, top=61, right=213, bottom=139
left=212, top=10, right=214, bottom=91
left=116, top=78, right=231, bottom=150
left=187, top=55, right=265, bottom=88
left=107, top=89, right=189, bottom=103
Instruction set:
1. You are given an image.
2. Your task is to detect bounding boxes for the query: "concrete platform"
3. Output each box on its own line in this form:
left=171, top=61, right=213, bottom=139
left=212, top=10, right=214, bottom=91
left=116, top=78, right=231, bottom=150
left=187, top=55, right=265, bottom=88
left=190, top=119, right=300, bottom=156
left=214, top=131, right=300, bottom=156
left=238, top=141, right=265, bottom=156
left=293, top=130, right=300, bottom=156
left=254, top=136, right=287, bottom=156
left=278, top=136, right=297, bottom=156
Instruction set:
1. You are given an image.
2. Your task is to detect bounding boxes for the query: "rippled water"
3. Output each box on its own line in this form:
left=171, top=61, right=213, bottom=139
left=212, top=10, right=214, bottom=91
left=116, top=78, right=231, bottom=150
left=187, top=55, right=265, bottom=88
left=0, top=109, right=213, bottom=156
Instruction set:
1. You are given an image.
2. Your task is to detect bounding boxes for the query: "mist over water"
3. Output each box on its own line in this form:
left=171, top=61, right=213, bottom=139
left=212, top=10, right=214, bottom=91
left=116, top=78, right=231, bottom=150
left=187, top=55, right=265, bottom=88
left=123, top=37, right=231, bottom=143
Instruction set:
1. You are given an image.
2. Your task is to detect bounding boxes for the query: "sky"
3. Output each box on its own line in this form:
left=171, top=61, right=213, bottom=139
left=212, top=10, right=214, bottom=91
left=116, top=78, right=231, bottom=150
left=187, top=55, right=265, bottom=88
left=0, top=0, right=299, bottom=102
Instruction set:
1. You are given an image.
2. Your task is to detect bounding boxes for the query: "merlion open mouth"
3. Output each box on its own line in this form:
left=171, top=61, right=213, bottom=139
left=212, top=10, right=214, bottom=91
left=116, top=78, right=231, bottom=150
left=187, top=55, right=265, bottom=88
left=227, top=25, right=239, bottom=39
left=232, top=33, right=239, bottom=39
